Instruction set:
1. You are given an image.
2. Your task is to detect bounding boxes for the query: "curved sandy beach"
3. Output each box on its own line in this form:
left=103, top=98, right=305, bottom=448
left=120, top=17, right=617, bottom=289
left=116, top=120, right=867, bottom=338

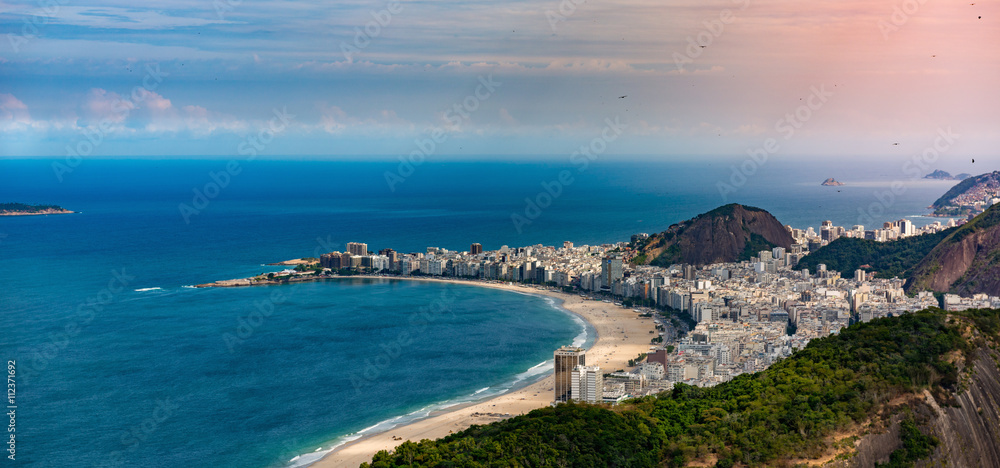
left=310, top=277, right=657, bottom=468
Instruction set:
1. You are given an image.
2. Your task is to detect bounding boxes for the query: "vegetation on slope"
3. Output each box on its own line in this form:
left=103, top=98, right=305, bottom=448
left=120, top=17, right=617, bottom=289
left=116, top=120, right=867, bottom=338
left=936, top=200, right=1000, bottom=244
left=363, top=308, right=999, bottom=468
left=738, top=232, right=777, bottom=262
left=796, top=228, right=954, bottom=279
left=876, top=413, right=938, bottom=468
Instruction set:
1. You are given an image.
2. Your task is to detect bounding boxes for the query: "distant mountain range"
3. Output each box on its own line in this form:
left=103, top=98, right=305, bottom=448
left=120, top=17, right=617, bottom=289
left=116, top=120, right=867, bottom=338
left=924, top=169, right=972, bottom=181
left=632, top=204, right=793, bottom=267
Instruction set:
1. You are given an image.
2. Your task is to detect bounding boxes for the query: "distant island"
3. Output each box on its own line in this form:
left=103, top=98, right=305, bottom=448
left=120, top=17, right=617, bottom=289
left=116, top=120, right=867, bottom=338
left=924, top=170, right=972, bottom=181
left=0, top=203, right=74, bottom=216
left=820, top=178, right=844, bottom=186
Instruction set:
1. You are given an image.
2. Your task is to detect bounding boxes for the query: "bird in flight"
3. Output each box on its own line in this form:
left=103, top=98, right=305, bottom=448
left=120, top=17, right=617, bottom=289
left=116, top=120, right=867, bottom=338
left=618, top=95, right=627, bottom=99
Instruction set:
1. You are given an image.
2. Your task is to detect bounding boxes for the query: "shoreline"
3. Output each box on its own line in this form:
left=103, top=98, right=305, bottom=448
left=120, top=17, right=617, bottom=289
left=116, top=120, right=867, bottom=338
left=303, top=276, right=656, bottom=468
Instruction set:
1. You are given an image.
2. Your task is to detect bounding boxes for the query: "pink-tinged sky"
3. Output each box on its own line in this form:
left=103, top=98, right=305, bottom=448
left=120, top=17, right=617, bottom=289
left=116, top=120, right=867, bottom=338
left=0, top=0, right=997, bottom=162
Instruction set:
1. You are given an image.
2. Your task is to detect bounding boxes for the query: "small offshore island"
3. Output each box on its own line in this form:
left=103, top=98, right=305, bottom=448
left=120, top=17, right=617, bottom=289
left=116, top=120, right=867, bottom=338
left=820, top=177, right=844, bottom=186
left=0, top=202, right=74, bottom=216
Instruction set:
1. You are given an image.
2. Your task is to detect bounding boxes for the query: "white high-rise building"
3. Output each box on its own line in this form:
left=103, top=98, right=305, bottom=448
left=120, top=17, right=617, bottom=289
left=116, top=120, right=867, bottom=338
left=370, top=255, right=390, bottom=272
left=899, top=219, right=915, bottom=237
left=571, top=365, right=603, bottom=404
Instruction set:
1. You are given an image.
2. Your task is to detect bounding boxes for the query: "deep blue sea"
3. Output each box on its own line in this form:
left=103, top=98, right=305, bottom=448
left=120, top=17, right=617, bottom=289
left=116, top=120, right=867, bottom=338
left=0, top=157, right=965, bottom=467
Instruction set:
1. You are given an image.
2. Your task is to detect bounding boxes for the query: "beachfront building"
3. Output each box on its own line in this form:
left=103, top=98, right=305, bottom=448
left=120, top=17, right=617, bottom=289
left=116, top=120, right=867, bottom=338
left=346, top=242, right=368, bottom=256
left=571, top=365, right=603, bottom=404
left=601, top=255, right=623, bottom=291
left=554, top=346, right=586, bottom=403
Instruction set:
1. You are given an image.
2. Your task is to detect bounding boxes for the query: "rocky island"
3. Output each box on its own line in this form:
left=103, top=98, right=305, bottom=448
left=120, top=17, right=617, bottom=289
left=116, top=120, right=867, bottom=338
left=820, top=177, right=844, bottom=186
left=0, top=202, right=74, bottom=216
left=924, top=170, right=972, bottom=181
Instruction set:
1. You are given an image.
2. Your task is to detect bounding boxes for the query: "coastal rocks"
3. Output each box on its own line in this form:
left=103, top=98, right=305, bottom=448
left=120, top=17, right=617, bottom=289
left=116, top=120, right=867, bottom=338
left=194, top=278, right=254, bottom=287
left=266, top=258, right=317, bottom=266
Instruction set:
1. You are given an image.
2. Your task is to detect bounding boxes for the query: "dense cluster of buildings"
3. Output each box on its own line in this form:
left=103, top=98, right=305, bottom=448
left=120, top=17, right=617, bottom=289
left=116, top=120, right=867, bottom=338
left=789, top=218, right=956, bottom=245
left=943, top=293, right=1000, bottom=312
left=936, top=174, right=1000, bottom=215
left=308, top=215, right=990, bottom=401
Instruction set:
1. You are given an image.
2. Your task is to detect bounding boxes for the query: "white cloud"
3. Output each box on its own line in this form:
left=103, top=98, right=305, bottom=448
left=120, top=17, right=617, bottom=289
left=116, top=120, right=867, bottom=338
left=0, top=93, right=46, bottom=132
left=315, top=102, right=413, bottom=135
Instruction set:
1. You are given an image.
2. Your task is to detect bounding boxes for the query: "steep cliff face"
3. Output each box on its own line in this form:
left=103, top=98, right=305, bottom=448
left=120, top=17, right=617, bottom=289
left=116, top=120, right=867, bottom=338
left=825, top=319, right=1000, bottom=468
left=921, top=346, right=1000, bottom=467
left=639, top=204, right=793, bottom=267
left=907, top=204, right=1000, bottom=296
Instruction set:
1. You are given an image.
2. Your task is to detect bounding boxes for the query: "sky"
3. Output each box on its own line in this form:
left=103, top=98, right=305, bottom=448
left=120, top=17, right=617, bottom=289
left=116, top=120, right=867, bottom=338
left=0, top=0, right=998, bottom=161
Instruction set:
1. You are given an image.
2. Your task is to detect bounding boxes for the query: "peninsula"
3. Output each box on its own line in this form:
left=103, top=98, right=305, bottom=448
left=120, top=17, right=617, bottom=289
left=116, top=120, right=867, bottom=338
left=0, top=202, right=73, bottom=216
left=929, top=170, right=1000, bottom=217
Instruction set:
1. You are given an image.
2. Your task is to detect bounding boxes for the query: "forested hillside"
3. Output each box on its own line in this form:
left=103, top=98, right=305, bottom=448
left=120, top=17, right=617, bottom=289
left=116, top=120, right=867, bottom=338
left=796, top=228, right=953, bottom=279
left=362, top=308, right=1000, bottom=468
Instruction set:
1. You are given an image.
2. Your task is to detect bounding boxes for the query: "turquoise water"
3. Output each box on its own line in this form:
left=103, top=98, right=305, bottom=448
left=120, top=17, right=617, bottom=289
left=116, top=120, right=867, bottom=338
left=0, top=158, right=962, bottom=467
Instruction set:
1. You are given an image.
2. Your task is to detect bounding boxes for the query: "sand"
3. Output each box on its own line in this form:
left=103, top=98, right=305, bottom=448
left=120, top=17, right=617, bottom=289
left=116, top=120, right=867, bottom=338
left=310, top=277, right=657, bottom=468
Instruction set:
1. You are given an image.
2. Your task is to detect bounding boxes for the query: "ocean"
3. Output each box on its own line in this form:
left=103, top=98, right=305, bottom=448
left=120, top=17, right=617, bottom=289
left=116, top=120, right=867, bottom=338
left=0, top=157, right=962, bottom=467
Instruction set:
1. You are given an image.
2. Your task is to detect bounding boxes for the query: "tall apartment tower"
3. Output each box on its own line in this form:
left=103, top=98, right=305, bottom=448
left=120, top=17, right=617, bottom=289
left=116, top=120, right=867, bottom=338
left=571, top=366, right=603, bottom=404
left=601, top=255, right=623, bottom=289
left=470, top=243, right=483, bottom=255
left=554, top=346, right=586, bottom=403
left=346, top=242, right=368, bottom=256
